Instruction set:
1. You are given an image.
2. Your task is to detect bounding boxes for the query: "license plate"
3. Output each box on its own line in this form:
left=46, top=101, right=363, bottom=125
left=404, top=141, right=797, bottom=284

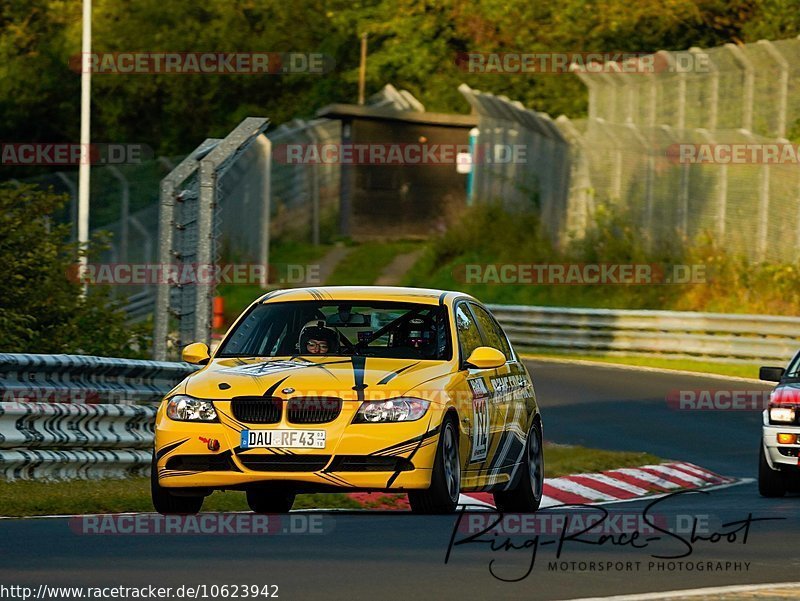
left=240, top=429, right=326, bottom=449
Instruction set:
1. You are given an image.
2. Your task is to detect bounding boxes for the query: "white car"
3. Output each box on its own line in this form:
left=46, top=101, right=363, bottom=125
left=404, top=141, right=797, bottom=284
left=759, top=350, right=800, bottom=497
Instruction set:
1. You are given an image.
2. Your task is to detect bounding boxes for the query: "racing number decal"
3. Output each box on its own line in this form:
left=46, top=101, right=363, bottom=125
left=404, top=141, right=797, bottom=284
left=468, top=378, right=490, bottom=463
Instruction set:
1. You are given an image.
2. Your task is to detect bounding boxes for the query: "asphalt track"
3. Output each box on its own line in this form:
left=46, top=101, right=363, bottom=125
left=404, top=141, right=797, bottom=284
left=0, top=360, right=793, bottom=601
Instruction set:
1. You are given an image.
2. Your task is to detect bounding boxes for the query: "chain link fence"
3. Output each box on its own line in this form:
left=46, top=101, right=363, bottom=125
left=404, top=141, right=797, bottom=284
left=459, top=84, right=574, bottom=243
left=470, top=37, right=800, bottom=264
left=19, top=156, right=184, bottom=312
left=154, top=119, right=270, bottom=360
left=267, top=118, right=341, bottom=244
left=568, top=37, right=800, bottom=263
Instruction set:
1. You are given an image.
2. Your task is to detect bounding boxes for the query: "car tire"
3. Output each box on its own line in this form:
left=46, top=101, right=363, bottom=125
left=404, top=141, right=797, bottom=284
left=151, top=455, right=204, bottom=515
left=758, top=444, right=786, bottom=497
left=409, top=417, right=460, bottom=514
left=246, top=488, right=296, bottom=513
left=493, top=419, right=544, bottom=513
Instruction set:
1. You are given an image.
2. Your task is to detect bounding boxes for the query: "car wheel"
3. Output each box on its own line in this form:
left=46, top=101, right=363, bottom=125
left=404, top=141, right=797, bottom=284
left=758, top=444, right=786, bottom=497
left=409, top=417, right=460, bottom=514
left=493, top=419, right=544, bottom=512
left=246, top=488, right=296, bottom=513
left=150, top=455, right=204, bottom=515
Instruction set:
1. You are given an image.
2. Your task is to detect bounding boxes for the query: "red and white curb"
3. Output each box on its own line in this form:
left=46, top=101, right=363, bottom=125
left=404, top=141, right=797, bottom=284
left=457, top=462, right=735, bottom=509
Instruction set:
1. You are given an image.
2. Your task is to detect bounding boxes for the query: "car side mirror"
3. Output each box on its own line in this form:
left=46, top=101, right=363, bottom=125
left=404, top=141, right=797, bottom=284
left=760, top=366, right=785, bottom=382
left=465, top=346, right=506, bottom=370
left=182, top=342, right=211, bottom=365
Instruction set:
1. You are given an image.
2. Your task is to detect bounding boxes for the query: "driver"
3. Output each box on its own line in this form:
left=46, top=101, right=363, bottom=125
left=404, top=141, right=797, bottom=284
left=299, top=321, right=339, bottom=355
left=395, top=316, right=436, bottom=357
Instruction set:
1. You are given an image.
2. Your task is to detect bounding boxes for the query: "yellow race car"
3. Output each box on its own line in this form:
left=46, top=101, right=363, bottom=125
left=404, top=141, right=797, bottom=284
left=152, top=286, right=543, bottom=514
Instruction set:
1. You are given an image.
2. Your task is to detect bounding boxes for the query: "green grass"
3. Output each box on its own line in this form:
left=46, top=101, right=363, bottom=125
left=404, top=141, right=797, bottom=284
left=521, top=350, right=763, bottom=379
left=544, top=444, right=662, bottom=478
left=0, top=444, right=663, bottom=516
left=326, top=241, right=421, bottom=286
left=0, top=479, right=362, bottom=517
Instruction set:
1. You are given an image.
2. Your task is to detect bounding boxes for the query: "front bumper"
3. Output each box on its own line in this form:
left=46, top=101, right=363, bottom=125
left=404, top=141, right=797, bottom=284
left=762, top=410, right=800, bottom=470
left=154, top=400, right=441, bottom=491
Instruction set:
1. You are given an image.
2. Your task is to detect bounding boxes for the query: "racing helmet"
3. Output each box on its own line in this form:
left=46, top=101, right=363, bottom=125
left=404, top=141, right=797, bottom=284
left=299, top=321, right=339, bottom=354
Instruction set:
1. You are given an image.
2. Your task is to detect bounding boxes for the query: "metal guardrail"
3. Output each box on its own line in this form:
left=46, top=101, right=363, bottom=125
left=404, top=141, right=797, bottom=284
left=488, top=305, right=800, bottom=364
left=124, top=290, right=156, bottom=323
left=0, top=354, right=196, bottom=481
left=3, top=306, right=798, bottom=479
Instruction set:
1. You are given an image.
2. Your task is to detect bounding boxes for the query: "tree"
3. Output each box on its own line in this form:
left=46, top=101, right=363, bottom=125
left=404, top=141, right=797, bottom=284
left=0, top=184, right=149, bottom=356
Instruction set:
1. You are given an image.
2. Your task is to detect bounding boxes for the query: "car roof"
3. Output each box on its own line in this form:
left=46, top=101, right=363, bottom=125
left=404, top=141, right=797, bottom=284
left=257, top=286, right=476, bottom=306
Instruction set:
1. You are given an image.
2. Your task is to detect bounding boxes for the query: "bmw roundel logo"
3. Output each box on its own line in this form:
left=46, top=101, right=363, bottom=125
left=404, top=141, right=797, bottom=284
left=282, top=387, right=295, bottom=394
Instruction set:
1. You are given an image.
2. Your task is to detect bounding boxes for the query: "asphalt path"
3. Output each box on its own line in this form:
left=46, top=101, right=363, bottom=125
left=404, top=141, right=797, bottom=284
left=0, top=360, right=793, bottom=601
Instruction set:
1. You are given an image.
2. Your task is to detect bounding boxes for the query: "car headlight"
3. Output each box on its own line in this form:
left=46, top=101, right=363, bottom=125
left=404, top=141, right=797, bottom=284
left=166, top=395, right=218, bottom=422
left=769, top=406, right=796, bottom=423
left=354, top=398, right=430, bottom=423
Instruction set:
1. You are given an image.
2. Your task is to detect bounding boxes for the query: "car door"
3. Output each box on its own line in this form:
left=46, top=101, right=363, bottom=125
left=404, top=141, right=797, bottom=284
left=468, top=302, right=532, bottom=486
left=453, top=301, right=498, bottom=478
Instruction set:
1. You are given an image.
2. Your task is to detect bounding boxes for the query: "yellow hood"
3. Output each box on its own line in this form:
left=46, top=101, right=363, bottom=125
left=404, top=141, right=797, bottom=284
left=183, top=356, right=455, bottom=403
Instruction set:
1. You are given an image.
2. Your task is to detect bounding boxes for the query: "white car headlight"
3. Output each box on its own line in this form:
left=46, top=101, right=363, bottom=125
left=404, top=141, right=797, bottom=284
left=166, top=395, right=218, bottom=422
left=354, top=398, right=430, bottom=423
left=769, top=406, right=796, bottom=423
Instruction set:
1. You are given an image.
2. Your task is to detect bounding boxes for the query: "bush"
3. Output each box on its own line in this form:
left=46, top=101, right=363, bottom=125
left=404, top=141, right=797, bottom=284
left=407, top=202, right=800, bottom=315
left=0, top=184, right=150, bottom=356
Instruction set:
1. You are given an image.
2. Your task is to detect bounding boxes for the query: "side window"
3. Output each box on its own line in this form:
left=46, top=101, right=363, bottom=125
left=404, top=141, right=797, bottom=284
left=455, top=303, right=484, bottom=362
left=469, top=303, right=513, bottom=359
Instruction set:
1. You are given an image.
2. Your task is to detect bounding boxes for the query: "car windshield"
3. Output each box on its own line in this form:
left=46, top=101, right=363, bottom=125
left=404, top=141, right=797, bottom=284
left=217, top=300, right=452, bottom=360
left=786, top=352, right=800, bottom=379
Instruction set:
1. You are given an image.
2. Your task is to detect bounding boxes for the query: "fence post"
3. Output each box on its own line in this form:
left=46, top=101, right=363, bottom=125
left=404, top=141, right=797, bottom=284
left=740, top=129, right=770, bottom=262
left=195, top=118, right=269, bottom=344
left=649, top=51, right=674, bottom=127
left=690, top=47, right=718, bottom=131
left=595, top=119, right=623, bottom=202
left=626, top=123, right=655, bottom=242
left=108, top=166, right=130, bottom=264
left=696, top=128, right=727, bottom=241
left=154, top=139, right=220, bottom=360
left=305, top=126, right=321, bottom=246
left=253, top=134, right=272, bottom=288
left=195, top=160, right=217, bottom=346
left=757, top=40, right=789, bottom=138
left=725, top=44, right=754, bottom=131
left=660, top=125, right=689, bottom=237
left=555, top=115, right=592, bottom=239
left=570, top=67, right=600, bottom=121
